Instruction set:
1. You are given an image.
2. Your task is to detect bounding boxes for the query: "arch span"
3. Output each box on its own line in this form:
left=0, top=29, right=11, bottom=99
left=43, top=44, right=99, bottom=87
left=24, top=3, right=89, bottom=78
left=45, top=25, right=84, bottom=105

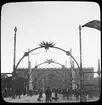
left=35, top=71, right=70, bottom=89
left=14, top=42, right=80, bottom=78
left=36, top=75, right=68, bottom=89
left=35, top=61, right=65, bottom=68
left=36, top=70, right=70, bottom=82
left=33, top=69, right=71, bottom=89
left=37, top=71, right=64, bottom=83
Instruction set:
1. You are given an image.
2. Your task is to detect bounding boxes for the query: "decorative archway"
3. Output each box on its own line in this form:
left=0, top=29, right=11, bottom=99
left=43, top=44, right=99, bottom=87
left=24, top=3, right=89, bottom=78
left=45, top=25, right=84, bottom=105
left=34, top=59, right=65, bottom=68
left=34, top=69, right=70, bottom=90
left=36, top=70, right=69, bottom=82
left=13, top=41, right=80, bottom=77
left=30, top=59, right=72, bottom=90
left=37, top=75, right=66, bottom=90
left=29, top=59, right=72, bottom=83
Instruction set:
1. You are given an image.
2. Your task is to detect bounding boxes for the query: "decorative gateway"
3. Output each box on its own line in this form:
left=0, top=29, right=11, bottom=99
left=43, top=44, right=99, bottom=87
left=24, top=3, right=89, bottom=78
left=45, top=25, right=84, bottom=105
left=33, top=68, right=70, bottom=90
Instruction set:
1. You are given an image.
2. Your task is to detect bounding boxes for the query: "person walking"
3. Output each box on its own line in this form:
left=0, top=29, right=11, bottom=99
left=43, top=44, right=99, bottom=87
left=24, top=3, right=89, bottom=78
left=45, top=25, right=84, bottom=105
left=37, top=89, right=43, bottom=101
left=54, top=88, right=58, bottom=101
left=45, top=87, right=52, bottom=103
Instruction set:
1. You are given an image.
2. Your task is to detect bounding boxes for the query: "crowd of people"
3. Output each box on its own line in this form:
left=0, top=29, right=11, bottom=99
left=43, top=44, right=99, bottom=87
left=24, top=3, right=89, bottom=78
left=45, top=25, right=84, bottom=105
left=1, top=76, right=100, bottom=102
left=37, top=87, right=59, bottom=103
left=36, top=86, right=99, bottom=103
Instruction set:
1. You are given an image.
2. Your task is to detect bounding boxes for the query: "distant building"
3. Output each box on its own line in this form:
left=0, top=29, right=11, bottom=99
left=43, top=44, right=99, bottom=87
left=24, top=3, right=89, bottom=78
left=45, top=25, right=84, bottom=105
left=16, top=68, right=29, bottom=79
left=72, top=67, right=97, bottom=90
left=15, top=67, right=97, bottom=90
left=73, top=67, right=94, bottom=83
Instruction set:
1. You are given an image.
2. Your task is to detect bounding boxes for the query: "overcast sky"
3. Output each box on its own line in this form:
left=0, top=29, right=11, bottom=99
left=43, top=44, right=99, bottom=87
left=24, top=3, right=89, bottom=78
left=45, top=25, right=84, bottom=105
left=1, top=2, right=100, bottom=77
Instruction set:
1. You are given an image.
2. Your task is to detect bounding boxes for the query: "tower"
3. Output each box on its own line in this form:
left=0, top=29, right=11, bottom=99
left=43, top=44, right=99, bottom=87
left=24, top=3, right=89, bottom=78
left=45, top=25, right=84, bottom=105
left=28, top=49, right=33, bottom=91
left=70, top=48, right=76, bottom=89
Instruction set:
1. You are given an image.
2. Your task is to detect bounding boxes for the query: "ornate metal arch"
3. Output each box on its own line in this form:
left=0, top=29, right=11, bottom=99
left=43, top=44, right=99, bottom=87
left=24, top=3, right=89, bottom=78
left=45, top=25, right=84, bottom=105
left=13, top=41, right=80, bottom=77
left=34, top=59, right=65, bottom=68
left=38, top=70, right=67, bottom=81
left=33, top=70, right=71, bottom=88
left=36, top=73, right=68, bottom=89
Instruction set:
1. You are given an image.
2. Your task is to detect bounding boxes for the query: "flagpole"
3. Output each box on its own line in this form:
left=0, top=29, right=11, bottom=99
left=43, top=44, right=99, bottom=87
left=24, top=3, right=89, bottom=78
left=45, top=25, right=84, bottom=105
left=79, top=25, right=85, bottom=102
left=81, top=20, right=101, bottom=100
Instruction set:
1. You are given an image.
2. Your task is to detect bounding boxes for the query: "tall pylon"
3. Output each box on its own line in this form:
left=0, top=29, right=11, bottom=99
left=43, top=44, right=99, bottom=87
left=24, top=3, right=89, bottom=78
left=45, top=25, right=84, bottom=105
left=70, top=48, right=76, bottom=89
left=29, top=61, right=33, bottom=90
left=28, top=48, right=33, bottom=91
left=70, top=48, right=72, bottom=68
left=13, top=26, right=17, bottom=78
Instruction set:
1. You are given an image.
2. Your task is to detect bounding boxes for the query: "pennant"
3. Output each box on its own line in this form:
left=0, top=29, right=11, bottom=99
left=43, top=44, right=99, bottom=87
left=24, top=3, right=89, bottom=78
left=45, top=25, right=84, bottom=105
left=82, top=20, right=101, bottom=31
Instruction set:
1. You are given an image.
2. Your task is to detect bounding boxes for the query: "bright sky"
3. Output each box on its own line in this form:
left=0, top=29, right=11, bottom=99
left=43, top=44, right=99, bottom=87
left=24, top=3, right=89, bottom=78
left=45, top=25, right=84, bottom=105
left=1, top=2, right=100, bottom=77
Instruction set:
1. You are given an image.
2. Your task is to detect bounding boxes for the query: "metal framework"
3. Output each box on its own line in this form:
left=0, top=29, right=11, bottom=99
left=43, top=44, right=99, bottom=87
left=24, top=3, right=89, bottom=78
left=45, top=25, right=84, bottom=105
left=34, top=59, right=65, bottom=68
left=12, top=41, right=81, bottom=98
left=14, top=42, right=80, bottom=73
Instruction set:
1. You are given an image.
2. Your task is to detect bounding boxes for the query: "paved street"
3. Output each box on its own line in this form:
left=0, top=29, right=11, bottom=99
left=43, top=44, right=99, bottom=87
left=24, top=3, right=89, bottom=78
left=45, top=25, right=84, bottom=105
left=3, top=93, right=99, bottom=103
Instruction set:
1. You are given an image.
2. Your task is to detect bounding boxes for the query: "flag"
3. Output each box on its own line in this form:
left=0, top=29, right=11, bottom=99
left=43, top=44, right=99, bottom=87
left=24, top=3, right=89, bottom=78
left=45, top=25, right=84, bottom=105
left=82, top=20, right=101, bottom=31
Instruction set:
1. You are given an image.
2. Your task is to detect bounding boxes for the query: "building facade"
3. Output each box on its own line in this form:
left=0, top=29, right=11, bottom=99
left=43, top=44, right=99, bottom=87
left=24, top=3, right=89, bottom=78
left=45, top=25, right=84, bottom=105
left=16, top=67, right=95, bottom=90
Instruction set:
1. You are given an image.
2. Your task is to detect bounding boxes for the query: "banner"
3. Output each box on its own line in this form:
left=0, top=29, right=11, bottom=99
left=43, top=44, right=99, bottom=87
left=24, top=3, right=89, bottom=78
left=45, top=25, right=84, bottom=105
left=82, top=20, right=101, bottom=31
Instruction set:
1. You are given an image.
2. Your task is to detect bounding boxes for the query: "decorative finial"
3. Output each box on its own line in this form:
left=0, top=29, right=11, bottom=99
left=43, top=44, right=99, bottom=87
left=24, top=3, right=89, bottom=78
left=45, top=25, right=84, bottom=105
left=14, top=26, right=17, bottom=32
left=79, top=25, right=82, bottom=31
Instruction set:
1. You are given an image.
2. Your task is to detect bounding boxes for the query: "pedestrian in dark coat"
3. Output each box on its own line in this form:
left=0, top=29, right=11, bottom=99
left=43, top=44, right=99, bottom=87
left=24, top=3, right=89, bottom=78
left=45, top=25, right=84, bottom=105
left=45, top=87, right=52, bottom=103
